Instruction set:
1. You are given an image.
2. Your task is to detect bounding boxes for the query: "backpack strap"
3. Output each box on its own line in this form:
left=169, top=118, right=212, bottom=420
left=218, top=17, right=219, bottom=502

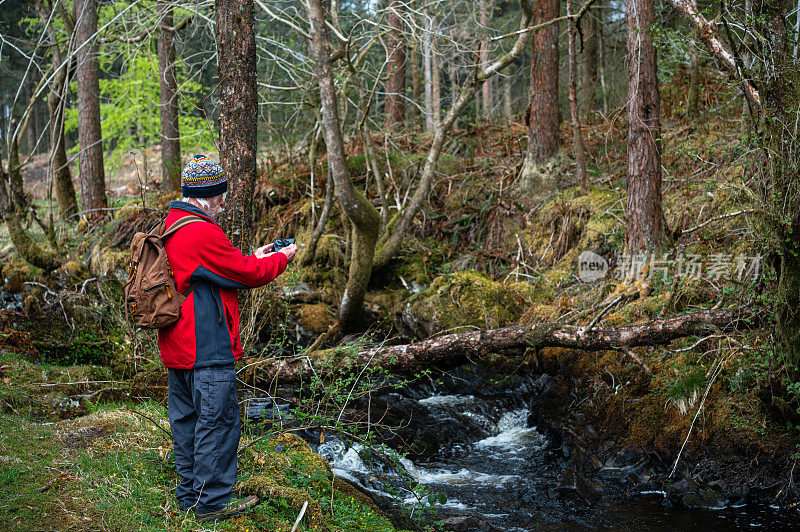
left=158, top=216, right=207, bottom=299
left=182, top=281, right=199, bottom=297
left=159, top=215, right=208, bottom=239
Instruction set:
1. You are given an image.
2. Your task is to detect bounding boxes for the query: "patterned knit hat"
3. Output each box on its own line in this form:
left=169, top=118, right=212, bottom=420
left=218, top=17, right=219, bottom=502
left=180, top=155, right=227, bottom=198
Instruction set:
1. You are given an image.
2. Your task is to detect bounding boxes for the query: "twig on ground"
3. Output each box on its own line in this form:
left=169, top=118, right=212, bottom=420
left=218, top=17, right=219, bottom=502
left=620, top=345, right=652, bottom=374
left=669, top=359, right=724, bottom=478
left=127, top=407, right=172, bottom=439
left=291, top=501, right=308, bottom=532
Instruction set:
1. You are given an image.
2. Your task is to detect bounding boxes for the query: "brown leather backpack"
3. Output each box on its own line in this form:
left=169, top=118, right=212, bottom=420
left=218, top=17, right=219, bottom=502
left=123, top=216, right=206, bottom=329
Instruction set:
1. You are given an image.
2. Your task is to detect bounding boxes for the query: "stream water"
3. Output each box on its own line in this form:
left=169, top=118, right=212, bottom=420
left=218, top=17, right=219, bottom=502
left=248, top=383, right=800, bottom=530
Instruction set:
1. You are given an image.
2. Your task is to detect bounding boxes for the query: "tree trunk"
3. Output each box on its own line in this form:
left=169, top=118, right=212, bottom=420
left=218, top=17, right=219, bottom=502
left=0, top=141, right=61, bottom=271
left=431, top=32, right=441, bottom=130
left=158, top=1, right=181, bottom=192
left=25, top=77, right=35, bottom=156
left=758, top=0, right=800, bottom=371
left=74, top=0, right=108, bottom=221
left=50, top=65, right=78, bottom=220
left=385, top=0, right=406, bottom=129
left=740, top=0, right=753, bottom=133
left=598, top=7, right=608, bottom=115
left=520, top=0, right=560, bottom=191
left=372, top=0, right=535, bottom=270
left=567, top=1, right=587, bottom=195
left=687, top=53, right=700, bottom=120
left=423, top=19, right=435, bottom=133
left=255, top=307, right=760, bottom=383
left=36, top=0, right=78, bottom=220
left=582, top=7, right=598, bottom=113
left=625, top=0, right=664, bottom=254
left=409, top=31, right=422, bottom=128
left=306, top=0, right=381, bottom=331
left=685, top=0, right=700, bottom=121
left=215, top=0, right=258, bottom=253
left=504, top=76, right=513, bottom=121
left=480, top=0, right=492, bottom=120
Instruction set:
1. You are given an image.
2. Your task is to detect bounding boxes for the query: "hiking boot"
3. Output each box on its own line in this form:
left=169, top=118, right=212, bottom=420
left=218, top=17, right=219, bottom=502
left=196, top=496, right=259, bottom=523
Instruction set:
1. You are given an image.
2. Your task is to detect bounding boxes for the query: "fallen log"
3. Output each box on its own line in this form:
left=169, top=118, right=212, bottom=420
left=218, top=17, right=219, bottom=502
left=256, top=306, right=763, bottom=383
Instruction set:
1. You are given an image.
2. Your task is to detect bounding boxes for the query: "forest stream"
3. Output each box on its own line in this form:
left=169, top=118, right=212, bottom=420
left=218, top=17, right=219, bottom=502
left=247, top=372, right=800, bottom=531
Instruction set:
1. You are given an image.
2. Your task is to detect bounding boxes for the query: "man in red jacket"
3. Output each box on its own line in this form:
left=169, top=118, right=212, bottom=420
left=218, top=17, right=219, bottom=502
left=159, top=155, right=297, bottom=520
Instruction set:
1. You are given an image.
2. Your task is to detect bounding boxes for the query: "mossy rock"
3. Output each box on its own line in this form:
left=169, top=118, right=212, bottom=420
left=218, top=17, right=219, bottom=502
left=114, top=200, right=144, bottom=221
left=2, top=260, right=41, bottom=293
left=298, top=303, right=336, bottom=335
left=88, top=243, right=129, bottom=282
left=405, top=270, right=539, bottom=337
left=238, top=479, right=325, bottom=528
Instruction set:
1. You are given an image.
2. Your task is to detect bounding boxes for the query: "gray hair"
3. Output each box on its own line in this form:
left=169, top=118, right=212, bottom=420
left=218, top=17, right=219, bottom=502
left=182, top=192, right=226, bottom=213
left=182, top=197, right=212, bottom=211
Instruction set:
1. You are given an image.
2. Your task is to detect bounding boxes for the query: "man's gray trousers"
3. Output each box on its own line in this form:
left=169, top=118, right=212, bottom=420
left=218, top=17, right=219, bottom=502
left=167, top=365, right=240, bottom=514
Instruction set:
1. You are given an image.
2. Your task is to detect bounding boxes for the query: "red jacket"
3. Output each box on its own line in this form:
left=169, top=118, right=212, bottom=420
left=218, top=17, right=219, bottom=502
left=157, top=201, right=288, bottom=369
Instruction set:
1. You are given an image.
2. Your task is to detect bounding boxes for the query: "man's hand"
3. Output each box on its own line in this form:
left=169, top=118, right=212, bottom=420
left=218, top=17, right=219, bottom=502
left=279, top=243, right=298, bottom=263
left=254, top=243, right=274, bottom=259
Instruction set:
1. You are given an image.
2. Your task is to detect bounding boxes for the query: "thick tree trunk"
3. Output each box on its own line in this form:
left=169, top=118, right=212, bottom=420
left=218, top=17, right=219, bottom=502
left=216, top=0, right=258, bottom=252
left=520, top=0, right=560, bottom=191
left=625, top=0, right=664, bottom=254
left=758, top=0, right=800, bottom=370
left=306, top=0, right=381, bottom=331
left=74, top=0, right=108, bottom=221
left=582, top=8, right=598, bottom=113
left=567, top=1, right=587, bottom=195
left=256, top=307, right=760, bottom=383
left=158, top=1, right=181, bottom=192
left=0, top=142, right=61, bottom=271
left=385, top=0, right=406, bottom=129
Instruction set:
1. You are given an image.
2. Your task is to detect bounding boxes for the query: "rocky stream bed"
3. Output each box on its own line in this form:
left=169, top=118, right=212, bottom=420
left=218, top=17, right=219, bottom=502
left=246, top=365, right=800, bottom=531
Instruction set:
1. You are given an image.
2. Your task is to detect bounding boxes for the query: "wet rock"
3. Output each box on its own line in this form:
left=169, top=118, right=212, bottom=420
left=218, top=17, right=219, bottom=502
left=440, top=515, right=503, bottom=532
left=682, top=488, right=727, bottom=509
left=556, top=467, right=598, bottom=504
left=1, top=290, right=23, bottom=310
left=54, top=395, right=90, bottom=419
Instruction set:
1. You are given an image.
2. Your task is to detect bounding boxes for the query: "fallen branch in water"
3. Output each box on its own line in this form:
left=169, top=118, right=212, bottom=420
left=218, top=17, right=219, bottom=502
left=258, top=306, right=763, bottom=383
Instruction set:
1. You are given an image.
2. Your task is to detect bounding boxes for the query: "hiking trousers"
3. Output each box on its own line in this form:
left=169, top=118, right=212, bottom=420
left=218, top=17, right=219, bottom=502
left=167, top=364, right=240, bottom=514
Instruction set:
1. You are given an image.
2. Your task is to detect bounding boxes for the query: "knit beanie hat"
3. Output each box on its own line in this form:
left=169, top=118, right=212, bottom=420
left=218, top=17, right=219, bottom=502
left=180, top=155, right=227, bottom=198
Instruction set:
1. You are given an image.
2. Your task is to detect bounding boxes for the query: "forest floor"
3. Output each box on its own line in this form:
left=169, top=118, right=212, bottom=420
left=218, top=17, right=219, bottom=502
left=2, top=105, right=800, bottom=529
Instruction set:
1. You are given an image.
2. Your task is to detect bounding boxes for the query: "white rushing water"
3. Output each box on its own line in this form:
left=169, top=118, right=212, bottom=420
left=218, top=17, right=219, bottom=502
left=399, top=457, right=521, bottom=486
left=418, top=394, right=476, bottom=406
left=475, top=409, right=546, bottom=454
